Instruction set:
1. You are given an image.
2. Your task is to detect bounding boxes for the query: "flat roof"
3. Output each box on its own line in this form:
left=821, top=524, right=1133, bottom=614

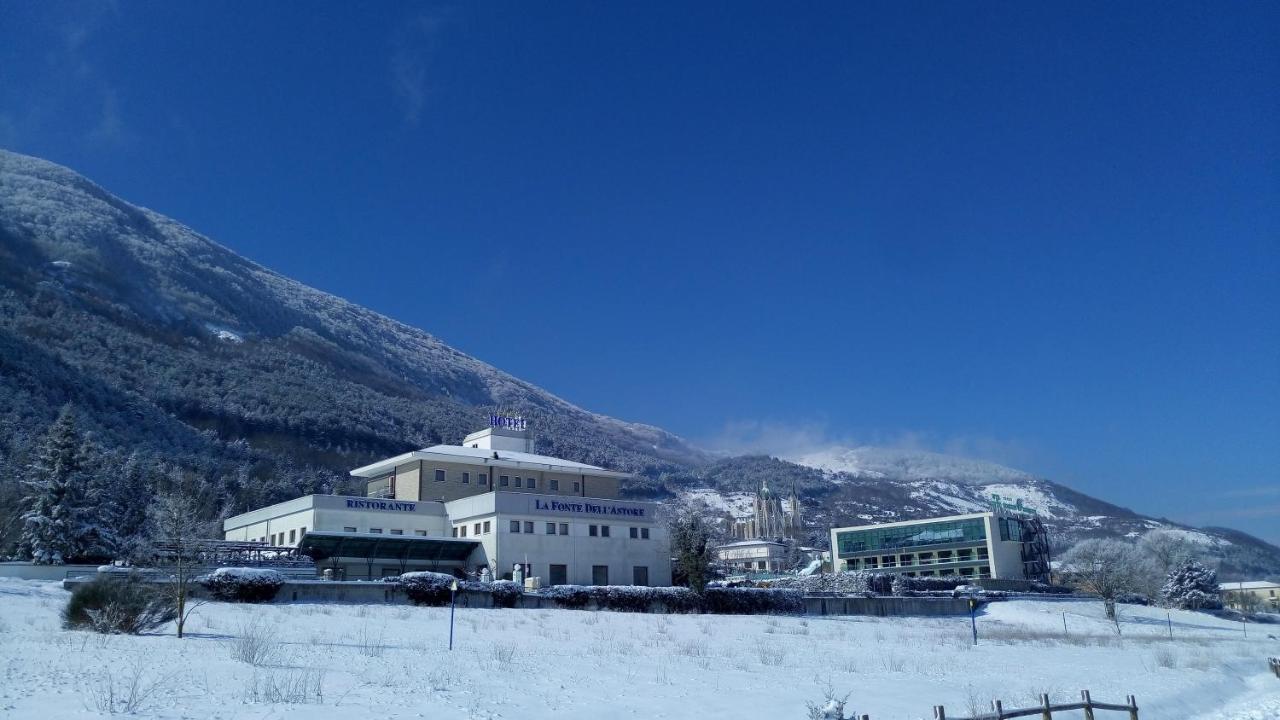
left=298, top=531, right=479, bottom=563
left=1219, top=580, right=1280, bottom=590
left=830, top=512, right=995, bottom=534
left=349, top=444, right=630, bottom=479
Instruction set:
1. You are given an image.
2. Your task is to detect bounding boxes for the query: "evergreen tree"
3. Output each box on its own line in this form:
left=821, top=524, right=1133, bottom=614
left=98, top=451, right=155, bottom=561
left=18, top=405, right=96, bottom=564
left=1160, top=560, right=1221, bottom=610
left=670, top=511, right=716, bottom=592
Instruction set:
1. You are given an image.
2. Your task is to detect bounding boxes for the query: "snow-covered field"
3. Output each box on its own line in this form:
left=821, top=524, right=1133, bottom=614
left=1, top=579, right=1277, bottom=720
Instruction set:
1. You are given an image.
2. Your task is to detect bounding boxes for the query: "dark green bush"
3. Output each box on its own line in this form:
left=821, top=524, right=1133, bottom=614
left=701, top=587, right=803, bottom=615
left=399, top=571, right=456, bottom=606
left=62, top=575, right=176, bottom=634
left=489, top=580, right=523, bottom=608
left=198, top=568, right=286, bottom=603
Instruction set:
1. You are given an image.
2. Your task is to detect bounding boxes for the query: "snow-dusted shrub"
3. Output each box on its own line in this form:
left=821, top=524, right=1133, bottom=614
left=768, top=571, right=891, bottom=595
left=593, top=586, right=655, bottom=612
left=199, top=568, right=285, bottom=603
left=542, top=585, right=700, bottom=613
left=702, top=587, right=803, bottom=615
left=544, top=584, right=591, bottom=609
left=63, top=576, right=175, bottom=634
left=489, top=580, right=523, bottom=608
left=653, top=587, right=701, bottom=613
left=891, top=575, right=972, bottom=595
left=398, top=571, right=457, bottom=606
left=1160, top=561, right=1221, bottom=610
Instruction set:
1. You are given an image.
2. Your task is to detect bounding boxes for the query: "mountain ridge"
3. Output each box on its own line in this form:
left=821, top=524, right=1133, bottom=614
left=1, top=148, right=1276, bottom=578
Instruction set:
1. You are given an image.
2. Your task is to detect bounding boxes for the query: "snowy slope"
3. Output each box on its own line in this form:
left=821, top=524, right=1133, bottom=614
left=791, top=446, right=1033, bottom=484
left=1, top=578, right=1277, bottom=719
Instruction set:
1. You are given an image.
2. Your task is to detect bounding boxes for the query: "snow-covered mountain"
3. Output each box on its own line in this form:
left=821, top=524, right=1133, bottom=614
left=789, top=446, right=1033, bottom=485
left=1, top=148, right=1276, bottom=578
left=672, top=450, right=1280, bottom=579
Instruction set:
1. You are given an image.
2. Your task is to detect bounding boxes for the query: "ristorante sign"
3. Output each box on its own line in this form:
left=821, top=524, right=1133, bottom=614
left=532, top=498, right=646, bottom=518
left=345, top=498, right=418, bottom=512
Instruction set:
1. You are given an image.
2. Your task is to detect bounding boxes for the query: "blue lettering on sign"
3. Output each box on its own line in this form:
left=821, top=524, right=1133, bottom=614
left=345, top=498, right=417, bottom=512
left=533, top=498, right=645, bottom=517
left=490, top=414, right=528, bottom=431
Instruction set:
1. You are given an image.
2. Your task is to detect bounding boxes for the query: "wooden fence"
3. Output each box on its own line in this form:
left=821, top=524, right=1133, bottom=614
left=931, top=691, right=1138, bottom=720
left=820, top=691, right=1137, bottom=719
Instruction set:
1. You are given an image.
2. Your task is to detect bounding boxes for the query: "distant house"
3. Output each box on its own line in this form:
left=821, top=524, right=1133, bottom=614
left=1219, top=580, right=1280, bottom=611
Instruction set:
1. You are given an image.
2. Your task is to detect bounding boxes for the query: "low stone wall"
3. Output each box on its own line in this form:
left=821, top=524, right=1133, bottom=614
left=1, top=562, right=101, bottom=581
left=803, top=595, right=977, bottom=617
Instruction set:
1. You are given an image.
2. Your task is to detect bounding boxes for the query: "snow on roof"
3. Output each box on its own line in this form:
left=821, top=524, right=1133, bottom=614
left=349, top=444, right=626, bottom=478
left=420, top=444, right=605, bottom=470
left=1219, top=580, right=1280, bottom=591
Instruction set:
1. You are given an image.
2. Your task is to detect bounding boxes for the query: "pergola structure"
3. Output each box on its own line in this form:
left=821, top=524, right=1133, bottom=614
left=297, top=531, right=480, bottom=580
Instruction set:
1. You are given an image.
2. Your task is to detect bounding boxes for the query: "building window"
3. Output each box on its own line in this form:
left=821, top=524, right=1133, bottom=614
left=592, top=565, right=609, bottom=586
left=344, top=526, right=357, bottom=533
left=462, top=472, right=470, bottom=484
left=389, top=529, right=402, bottom=536
left=573, top=481, right=580, bottom=492
left=514, top=477, right=522, bottom=488
left=527, top=478, right=536, bottom=489
left=462, top=526, right=470, bottom=538
left=510, top=520, right=521, bottom=533
left=415, top=530, right=428, bottom=536
left=452, top=527, right=458, bottom=537
left=523, top=521, right=534, bottom=534
left=549, top=564, right=568, bottom=586
left=601, top=525, right=610, bottom=538
left=559, top=523, right=569, bottom=535
left=473, top=523, right=482, bottom=535
left=289, top=529, right=297, bottom=543
left=641, top=528, right=650, bottom=539
left=633, top=566, right=649, bottom=586
left=300, top=526, right=307, bottom=538
left=483, top=521, right=491, bottom=533
left=500, top=475, right=510, bottom=487
left=546, top=522, right=557, bottom=535
left=370, top=528, right=383, bottom=534
left=589, top=525, right=598, bottom=537
left=479, top=473, right=488, bottom=486
left=435, top=469, right=446, bottom=482
left=629, top=527, right=638, bottom=539
left=550, top=479, right=560, bottom=491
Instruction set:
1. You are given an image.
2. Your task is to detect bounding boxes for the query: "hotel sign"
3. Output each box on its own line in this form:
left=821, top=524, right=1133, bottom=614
left=490, top=414, right=528, bottom=431
left=532, top=498, right=646, bottom=518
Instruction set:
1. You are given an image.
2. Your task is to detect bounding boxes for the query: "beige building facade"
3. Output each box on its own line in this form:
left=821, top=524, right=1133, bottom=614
left=222, top=423, right=671, bottom=585
left=1220, top=581, right=1279, bottom=611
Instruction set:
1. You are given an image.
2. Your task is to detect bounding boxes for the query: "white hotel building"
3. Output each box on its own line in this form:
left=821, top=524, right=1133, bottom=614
left=223, top=424, right=672, bottom=586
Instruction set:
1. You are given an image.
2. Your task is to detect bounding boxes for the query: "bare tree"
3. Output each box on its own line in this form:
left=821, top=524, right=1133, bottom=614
left=1138, top=529, right=1197, bottom=577
left=1060, top=538, right=1151, bottom=622
left=148, top=486, right=206, bottom=639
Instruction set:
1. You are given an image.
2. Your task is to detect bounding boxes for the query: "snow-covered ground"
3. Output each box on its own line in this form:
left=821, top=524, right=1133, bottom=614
left=1, top=579, right=1277, bottom=719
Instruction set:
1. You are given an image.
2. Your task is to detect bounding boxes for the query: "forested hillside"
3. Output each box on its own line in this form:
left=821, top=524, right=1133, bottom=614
left=0, top=148, right=706, bottom=553
left=1, top=148, right=1276, bottom=579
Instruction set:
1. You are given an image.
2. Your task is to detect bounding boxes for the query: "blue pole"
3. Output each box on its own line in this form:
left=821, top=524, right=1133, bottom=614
left=970, top=600, right=978, bottom=645
left=449, top=582, right=457, bottom=651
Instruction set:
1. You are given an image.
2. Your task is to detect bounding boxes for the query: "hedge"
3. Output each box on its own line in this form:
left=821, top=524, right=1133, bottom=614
left=198, top=568, right=286, bottom=603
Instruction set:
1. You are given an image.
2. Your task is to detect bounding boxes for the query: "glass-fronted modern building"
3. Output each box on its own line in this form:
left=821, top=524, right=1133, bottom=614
left=829, top=512, right=1049, bottom=581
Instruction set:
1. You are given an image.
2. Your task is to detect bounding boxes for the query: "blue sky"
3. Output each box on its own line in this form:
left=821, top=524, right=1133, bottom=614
left=2, top=2, right=1277, bottom=543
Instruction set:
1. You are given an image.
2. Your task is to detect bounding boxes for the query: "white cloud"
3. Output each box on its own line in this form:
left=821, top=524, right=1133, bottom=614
left=700, top=418, right=1035, bottom=470
left=390, top=12, right=447, bottom=126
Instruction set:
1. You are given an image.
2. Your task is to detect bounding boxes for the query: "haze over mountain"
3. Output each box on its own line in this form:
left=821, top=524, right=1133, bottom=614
left=1, top=148, right=1276, bottom=578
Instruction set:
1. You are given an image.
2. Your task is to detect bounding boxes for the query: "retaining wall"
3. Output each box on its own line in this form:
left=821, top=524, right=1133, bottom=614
left=803, top=595, right=976, bottom=616
left=0, top=562, right=101, bottom=581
